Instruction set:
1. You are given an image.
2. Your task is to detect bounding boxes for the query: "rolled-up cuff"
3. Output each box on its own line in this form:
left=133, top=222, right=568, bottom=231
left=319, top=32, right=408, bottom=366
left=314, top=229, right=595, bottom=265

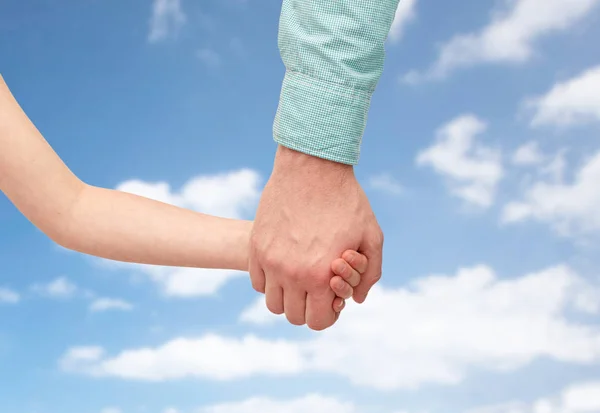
left=273, top=70, right=372, bottom=165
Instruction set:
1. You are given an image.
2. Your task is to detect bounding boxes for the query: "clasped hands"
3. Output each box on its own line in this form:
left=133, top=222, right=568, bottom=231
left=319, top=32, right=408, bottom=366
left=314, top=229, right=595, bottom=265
left=249, top=146, right=384, bottom=330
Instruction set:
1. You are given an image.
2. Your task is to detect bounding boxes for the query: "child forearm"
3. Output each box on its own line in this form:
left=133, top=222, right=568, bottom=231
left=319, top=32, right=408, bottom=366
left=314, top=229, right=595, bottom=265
left=58, top=184, right=252, bottom=270
left=0, top=75, right=86, bottom=242
left=1, top=75, right=252, bottom=271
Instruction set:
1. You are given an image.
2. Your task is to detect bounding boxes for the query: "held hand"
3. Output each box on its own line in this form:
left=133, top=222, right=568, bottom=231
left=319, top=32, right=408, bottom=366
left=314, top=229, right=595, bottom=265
left=331, top=250, right=369, bottom=314
left=249, top=146, right=383, bottom=330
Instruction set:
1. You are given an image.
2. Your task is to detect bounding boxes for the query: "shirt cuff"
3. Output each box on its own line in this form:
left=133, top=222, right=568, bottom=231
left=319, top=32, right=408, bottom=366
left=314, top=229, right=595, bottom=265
left=273, top=69, right=372, bottom=166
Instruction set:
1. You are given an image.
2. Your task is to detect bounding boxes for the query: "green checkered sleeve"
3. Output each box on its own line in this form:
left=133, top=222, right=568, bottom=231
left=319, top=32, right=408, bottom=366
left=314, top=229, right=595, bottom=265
left=273, top=0, right=400, bottom=165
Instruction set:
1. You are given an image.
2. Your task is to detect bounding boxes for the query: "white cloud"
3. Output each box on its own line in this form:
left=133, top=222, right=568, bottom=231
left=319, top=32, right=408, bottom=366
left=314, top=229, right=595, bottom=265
left=164, top=408, right=180, bottom=413
left=388, top=0, right=417, bottom=43
left=141, top=266, right=247, bottom=297
left=89, top=298, right=133, bottom=313
left=502, top=150, right=600, bottom=235
left=561, top=382, right=600, bottom=412
left=60, top=264, right=600, bottom=390
left=60, top=346, right=105, bottom=372
left=0, top=287, right=20, bottom=304
left=31, top=277, right=77, bottom=299
left=116, top=169, right=261, bottom=220
left=512, top=141, right=544, bottom=166
left=197, top=48, right=222, bottom=68
left=239, top=296, right=280, bottom=325
left=111, top=169, right=260, bottom=297
left=466, top=381, right=600, bottom=413
left=527, top=65, right=600, bottom=128
left=304, top=264, right=600, bottom=390
left=197, top=394, right=357, bottom=413
left=60, top=335, right=304, bottom=381
left=369, top=173, right=403, bottom=196
left=102, top=260, right=247, bottom=298
left=539, top=149, right=568, bottom=182
left=417, top=115, right=503, bottom=207
left=148, top=0, right=186, bottom=43
left=404, top=0, right=600, bottom=82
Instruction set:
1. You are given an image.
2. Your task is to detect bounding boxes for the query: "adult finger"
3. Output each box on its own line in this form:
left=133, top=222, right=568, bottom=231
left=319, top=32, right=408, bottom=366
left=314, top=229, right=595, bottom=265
left=283, top=288, right=307, bottom=326
left=331, top=258, right=360, bottom=287
left=248, top=256, right=266, bottom=294
left=305, top=286, right=336, bottom=331
left=330, top=275, right=353, bottom=299
left=353, top=229, right=383, bottom=304
left=265, top=276, right=284, bottom=315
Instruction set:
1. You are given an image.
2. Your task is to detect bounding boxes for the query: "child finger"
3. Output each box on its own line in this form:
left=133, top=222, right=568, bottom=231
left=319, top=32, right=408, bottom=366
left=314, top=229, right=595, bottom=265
left=332, top=258, right=361, bottom=287
left=333, top=297, right=345, bottom=313
left=330, top=275, right=353, bottom=299
left=342, top=250, right=369, bottom=274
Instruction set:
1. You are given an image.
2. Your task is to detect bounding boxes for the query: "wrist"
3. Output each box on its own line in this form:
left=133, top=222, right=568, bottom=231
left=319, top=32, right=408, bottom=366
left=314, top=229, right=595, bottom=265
left=273, top=145, right=354, bottom=181
left=232, top=219, right=253, bottom=272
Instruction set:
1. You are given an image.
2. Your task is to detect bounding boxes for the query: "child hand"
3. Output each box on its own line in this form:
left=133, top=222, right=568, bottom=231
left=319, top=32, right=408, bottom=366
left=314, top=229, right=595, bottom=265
left=329, top=250, right=368, bottom=314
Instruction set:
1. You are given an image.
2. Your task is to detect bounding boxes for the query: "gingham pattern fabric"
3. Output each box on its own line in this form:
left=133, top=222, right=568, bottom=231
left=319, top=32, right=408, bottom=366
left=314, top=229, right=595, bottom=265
left=273, top=0, right=400, bottom=165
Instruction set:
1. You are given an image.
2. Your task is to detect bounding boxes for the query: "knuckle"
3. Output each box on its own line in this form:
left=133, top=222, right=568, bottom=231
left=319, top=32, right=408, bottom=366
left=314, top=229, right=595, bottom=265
left=261, top=254, right=282, bottom=271
left=335, top=282, right=352, bottom=298
left=345, top=253, right=356, bottom=267
left=354, top=253, right=365, bottom=266
left=333, top=276, right=345, bottom=288
left=263, top=260, right=299, bottom=281
left=339, top=265, right=352, bottom=280
left=285, top=268, right=304, bottom=284
left=331, top=284, right=344, bottom=297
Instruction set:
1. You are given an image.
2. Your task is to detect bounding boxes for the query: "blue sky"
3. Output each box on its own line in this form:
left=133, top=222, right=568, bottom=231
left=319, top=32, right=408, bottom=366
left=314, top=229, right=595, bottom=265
left=2, top=0, right=600, bottom=412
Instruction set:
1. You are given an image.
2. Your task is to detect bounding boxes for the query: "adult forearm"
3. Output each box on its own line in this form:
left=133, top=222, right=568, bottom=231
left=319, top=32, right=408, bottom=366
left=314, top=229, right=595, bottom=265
left=274, top=0, right=400, bottom=165
left=57, top=185, right=252, bottom=271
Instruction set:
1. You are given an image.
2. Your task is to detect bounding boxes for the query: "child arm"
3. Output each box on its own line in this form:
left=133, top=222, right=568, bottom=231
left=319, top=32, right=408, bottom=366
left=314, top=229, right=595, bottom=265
left=0, top=75, right=250, bottom=271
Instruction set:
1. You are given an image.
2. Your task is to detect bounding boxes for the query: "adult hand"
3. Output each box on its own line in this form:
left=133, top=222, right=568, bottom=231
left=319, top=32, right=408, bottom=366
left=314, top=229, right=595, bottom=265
left=249, top=146, right=383, bottom=330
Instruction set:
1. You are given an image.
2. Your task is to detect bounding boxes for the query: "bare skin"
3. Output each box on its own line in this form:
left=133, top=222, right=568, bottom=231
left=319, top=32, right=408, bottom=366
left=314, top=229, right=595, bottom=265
left=0, top=74, right=362, bottom=313
left=249, top=145, right=384, bottom=330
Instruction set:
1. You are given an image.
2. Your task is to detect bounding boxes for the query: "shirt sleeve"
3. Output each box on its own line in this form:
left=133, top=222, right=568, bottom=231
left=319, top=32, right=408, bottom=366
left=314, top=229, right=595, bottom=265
left=273, top=0, right=400, bottom=165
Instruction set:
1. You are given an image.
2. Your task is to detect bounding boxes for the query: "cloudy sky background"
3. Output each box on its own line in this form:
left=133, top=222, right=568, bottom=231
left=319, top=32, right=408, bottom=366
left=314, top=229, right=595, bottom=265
left=1, top=0, right=600, bottom=412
